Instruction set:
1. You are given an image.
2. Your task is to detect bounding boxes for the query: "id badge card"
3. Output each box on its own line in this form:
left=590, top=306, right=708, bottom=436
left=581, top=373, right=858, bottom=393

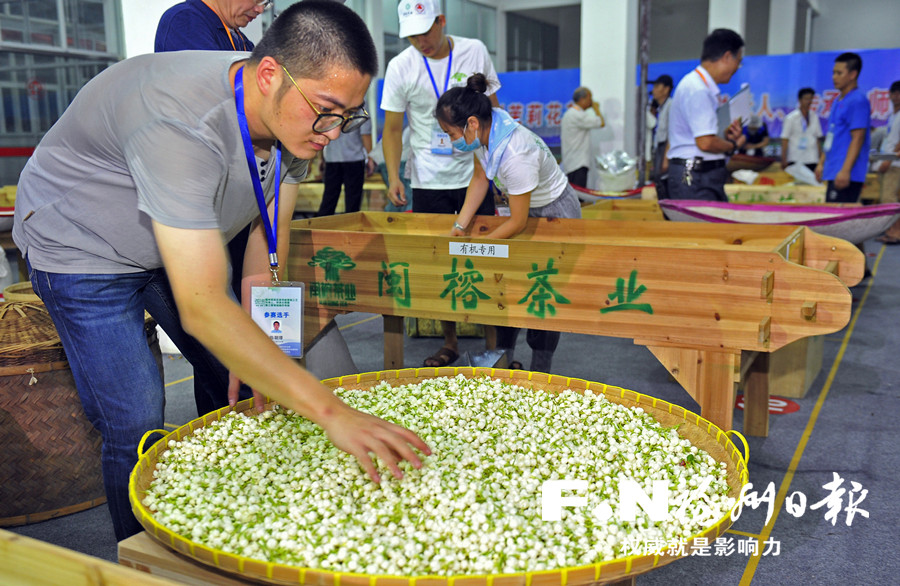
left=251, top=281, right=304, bottom=358
left=823, top=130, right=834, bottom=153
left=798, top=136, right=808, bottom=150
left=431, top=122, right=453, bottom=155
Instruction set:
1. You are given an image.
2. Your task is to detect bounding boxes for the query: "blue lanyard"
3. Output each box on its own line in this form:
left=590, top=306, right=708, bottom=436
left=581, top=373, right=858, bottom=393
left=423, top=39, right=453, bottom=99
left=234, top=66, right=282, bottom=282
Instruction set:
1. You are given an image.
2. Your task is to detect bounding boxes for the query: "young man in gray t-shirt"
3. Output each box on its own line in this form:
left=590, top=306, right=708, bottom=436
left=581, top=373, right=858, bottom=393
left=13, top=1, right=427, bottom=543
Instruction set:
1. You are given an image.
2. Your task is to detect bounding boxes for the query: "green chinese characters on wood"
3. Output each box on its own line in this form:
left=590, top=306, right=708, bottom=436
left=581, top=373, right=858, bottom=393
left=601, top=269, right=653, bottom=315
left=517, top=258, right=570, bottom=319
left=441, top=257, right=490, bottom=311
left=378, top=260, right=411, bottom=308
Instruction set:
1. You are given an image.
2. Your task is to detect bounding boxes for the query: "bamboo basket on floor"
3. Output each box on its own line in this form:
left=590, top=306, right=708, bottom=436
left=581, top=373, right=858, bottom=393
left=130, top=367, right=750, bottom=586
left=3, top=281, right=41, bottom=303
left=0, top=301, right=163, bottom=526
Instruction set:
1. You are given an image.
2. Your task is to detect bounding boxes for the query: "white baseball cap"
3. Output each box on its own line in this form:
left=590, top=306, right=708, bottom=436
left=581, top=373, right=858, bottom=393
left=398, top=0, right=442, bottom=38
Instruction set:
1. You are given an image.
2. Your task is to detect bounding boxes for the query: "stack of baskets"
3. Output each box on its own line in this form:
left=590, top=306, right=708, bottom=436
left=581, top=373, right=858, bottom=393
left=0, top=282, right=163, bottom=526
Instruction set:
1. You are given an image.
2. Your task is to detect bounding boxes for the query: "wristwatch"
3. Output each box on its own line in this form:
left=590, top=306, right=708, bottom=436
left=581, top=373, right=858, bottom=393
left=453, top=221, right=466, bottom=231
left=727, top=139, right=738, bottom=155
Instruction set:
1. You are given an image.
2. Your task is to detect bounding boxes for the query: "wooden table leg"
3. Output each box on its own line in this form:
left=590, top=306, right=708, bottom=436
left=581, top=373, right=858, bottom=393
left=645, top=344, right=740, bottom=431
left=484, top=325, right=497, bottom=350
left=743, top=351, right=770, bottom=437
left=383, top=315, right=404, bottom=369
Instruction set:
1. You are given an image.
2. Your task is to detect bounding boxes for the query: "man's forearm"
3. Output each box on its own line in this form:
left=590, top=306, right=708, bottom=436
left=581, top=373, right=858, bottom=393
left=382, top=126, right=403, bottom=183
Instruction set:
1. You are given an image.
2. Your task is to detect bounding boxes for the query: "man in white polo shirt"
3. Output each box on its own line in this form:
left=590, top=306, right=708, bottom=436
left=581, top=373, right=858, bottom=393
left=666, top=29, right=747, bottom=201
left=381, top=0, right=501, bottom=367
left=781, top=87, right=823, bottom=172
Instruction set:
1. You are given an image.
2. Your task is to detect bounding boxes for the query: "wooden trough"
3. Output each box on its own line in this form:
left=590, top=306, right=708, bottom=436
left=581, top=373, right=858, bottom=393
left=289, top=212, right=863, bottom=435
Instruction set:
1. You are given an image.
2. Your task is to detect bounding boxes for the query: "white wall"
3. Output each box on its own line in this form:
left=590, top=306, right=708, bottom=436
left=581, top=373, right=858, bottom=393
left=810, top=0, right=900, bottom=52
left=121, top=1, right=265, bottom=58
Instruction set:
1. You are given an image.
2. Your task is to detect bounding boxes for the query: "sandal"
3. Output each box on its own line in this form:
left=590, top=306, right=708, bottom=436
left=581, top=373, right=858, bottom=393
left=876, top=234, right=900, bottom=244
left=424, top=346, right=459, bottom=367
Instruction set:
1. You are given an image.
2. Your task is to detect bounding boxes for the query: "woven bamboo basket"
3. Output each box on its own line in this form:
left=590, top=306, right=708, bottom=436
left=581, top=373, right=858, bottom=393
left=130, top=367, right=749, bottom=585
left=0, top=302, right=162, bottom=526
left=2, top=282, right=40, bottom=304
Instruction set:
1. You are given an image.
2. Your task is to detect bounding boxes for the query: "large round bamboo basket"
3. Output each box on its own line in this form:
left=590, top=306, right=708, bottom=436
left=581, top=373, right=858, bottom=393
left=0, top=303, right=163, bottom=526
left=130, top=368, right=749, bottom=585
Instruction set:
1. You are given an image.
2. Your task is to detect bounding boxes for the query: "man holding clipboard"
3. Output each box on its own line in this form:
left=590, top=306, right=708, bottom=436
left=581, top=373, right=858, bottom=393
left=667, top=29, right=747, bottom=201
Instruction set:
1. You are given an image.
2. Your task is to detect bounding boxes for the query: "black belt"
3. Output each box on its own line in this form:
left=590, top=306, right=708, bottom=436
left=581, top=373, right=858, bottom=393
left=669, top=158, right=726, bottom=172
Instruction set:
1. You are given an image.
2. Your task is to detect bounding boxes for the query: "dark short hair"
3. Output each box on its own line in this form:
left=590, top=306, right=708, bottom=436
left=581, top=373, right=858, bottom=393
left=435, top=73, right=494, bottom=128
left=890, top=81, right=900, bottom=93
left=572, top=87, right=590, bottom=102
left=701, top=28, right=745, bottom=62
left=250, top=1, right=377, bottom=80
left=797, top=87, right=815, bottom=100
left=652, top=74, right=673, bottom=89
left=835, top=52, right=862, bottom=75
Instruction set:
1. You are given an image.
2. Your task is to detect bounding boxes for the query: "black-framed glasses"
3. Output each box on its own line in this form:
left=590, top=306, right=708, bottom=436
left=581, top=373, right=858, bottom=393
left=281, top=66, right=369, bottom=134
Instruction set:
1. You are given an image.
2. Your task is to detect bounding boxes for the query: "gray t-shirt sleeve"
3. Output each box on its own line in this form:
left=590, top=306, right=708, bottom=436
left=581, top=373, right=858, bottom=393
left=283, top=155, right=309, bottom=183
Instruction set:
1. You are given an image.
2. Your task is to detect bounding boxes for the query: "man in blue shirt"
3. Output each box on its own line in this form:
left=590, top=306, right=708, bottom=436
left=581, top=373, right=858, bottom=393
left=816, top=52, right=871, bottom=203
left=155, top=0, right=269, bottom=52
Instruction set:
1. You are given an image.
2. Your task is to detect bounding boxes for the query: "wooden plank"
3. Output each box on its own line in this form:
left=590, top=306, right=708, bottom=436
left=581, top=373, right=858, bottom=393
left=292, top=213, right=804, bottom=250
left=580, top=200, right=663, bottom=221
left=289, top=218, right=853, bottom=352
left=798, top=229, right=864, bottom=287
left=0, top=528, right=177, bottom=586
left=118, top=531, right=249, bottom=585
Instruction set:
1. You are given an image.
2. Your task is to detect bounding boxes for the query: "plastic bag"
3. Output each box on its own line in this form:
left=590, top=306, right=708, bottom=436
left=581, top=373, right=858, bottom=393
left=785, top=163, right=821, bottom=186
left=595, top=150, right=637, bottom=192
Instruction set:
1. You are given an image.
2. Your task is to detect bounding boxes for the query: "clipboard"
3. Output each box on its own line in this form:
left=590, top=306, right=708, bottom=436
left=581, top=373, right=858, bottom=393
left=717, top=85, right=753, bottom=137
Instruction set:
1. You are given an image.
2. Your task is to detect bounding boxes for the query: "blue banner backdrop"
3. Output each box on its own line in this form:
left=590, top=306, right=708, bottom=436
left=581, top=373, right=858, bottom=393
left=375, top=48, right=900, bottom=147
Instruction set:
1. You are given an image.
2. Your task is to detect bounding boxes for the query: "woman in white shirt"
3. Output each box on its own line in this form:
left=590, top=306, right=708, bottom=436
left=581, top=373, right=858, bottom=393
left=435, top=73, right=581, bottom=373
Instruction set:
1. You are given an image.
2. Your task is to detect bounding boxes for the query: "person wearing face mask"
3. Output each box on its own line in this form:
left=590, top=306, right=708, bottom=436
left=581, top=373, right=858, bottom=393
left=381, top=0, right=501, bottom=368
left=436, top=74, right=582, bottom=374
left=155, top=0, right=273, bottom=415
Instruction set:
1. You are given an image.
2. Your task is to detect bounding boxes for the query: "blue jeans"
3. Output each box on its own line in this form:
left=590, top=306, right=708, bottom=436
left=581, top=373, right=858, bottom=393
left=28, top=262, right=231, bottom=541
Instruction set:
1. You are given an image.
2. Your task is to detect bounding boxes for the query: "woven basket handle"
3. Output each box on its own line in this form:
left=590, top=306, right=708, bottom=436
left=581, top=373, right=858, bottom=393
left=137, top=429, right=170, bottom=458
left=725, top=429, right=750, bottom=465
